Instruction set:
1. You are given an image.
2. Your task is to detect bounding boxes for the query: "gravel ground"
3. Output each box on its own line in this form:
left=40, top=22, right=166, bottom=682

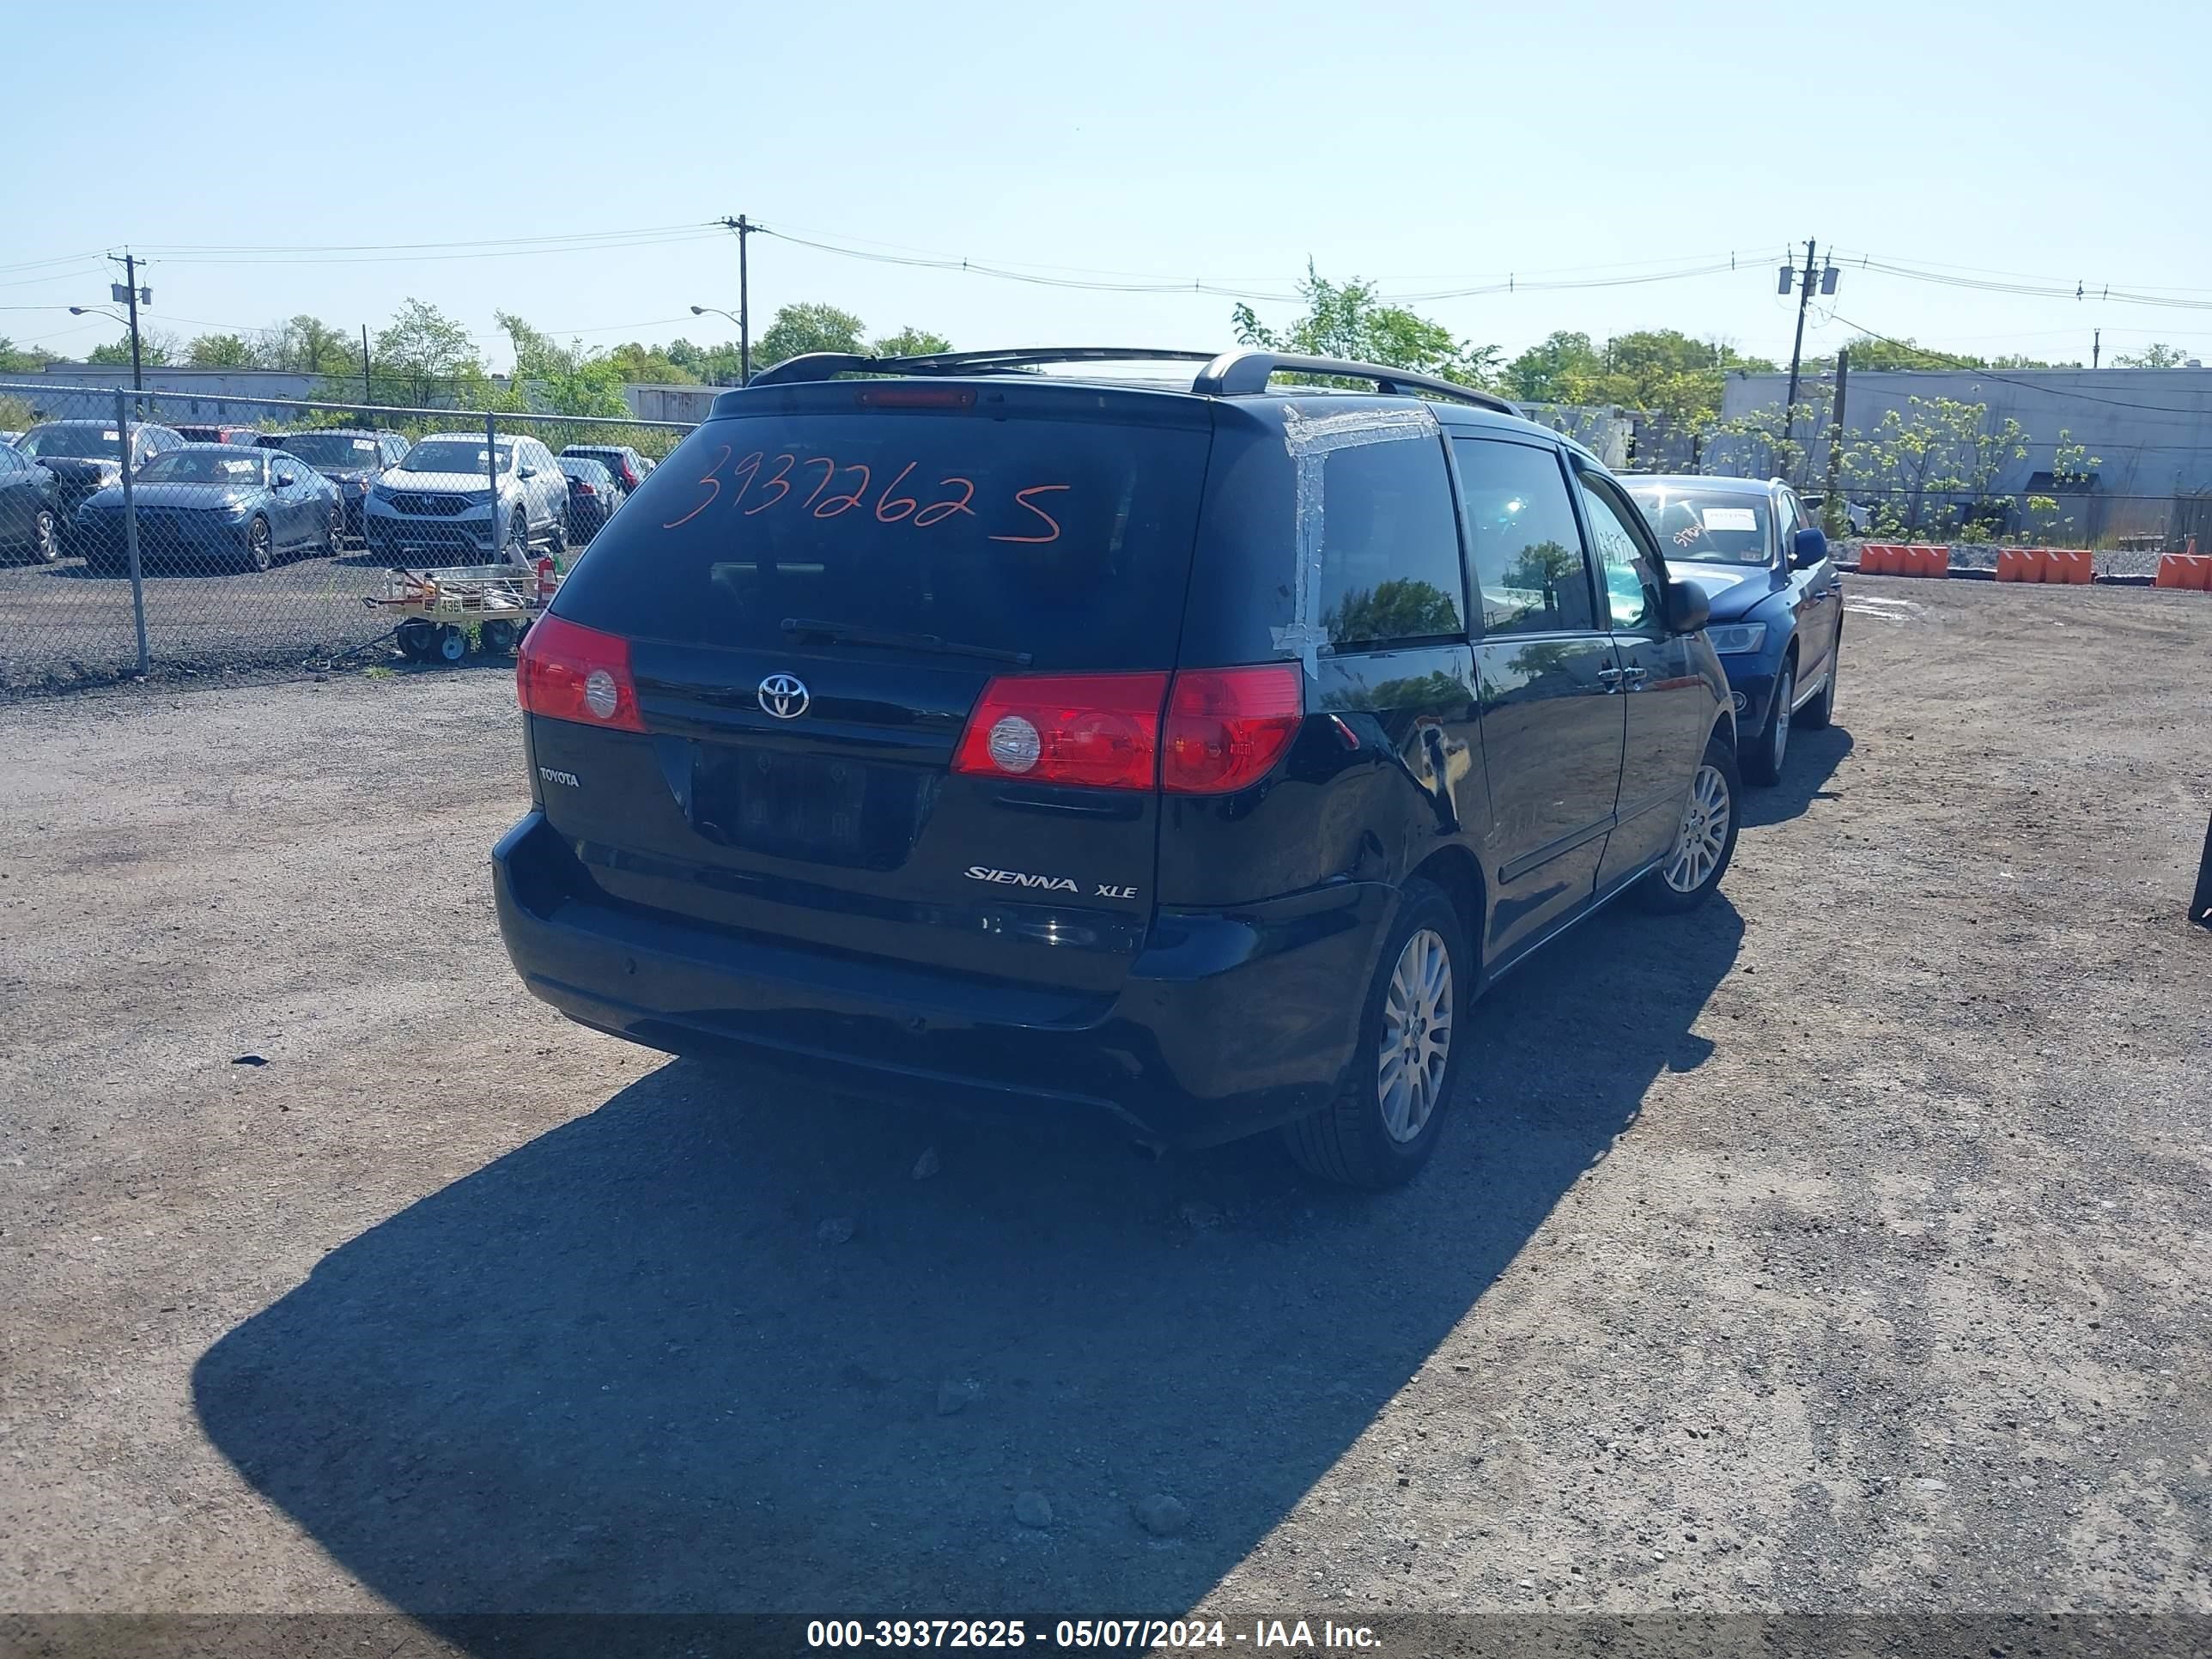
left=1, top=580, right=2208, bottom=1639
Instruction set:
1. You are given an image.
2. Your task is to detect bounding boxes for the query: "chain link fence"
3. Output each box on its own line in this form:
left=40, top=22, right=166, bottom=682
left=0, top=380, right=696, bottom=695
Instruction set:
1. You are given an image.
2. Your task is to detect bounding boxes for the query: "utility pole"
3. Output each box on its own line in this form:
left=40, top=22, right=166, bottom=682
left=1781, top=240, right=1820, bottom=451
left=109, top=251, right=151, bottom=395
left=1822, top=347, right=1850, bottom=536
left=362, top=323, right=374, bottom=403
left=716, top=215, right=757, bottom=383
left=2092, top=329, right=2100, bottom=369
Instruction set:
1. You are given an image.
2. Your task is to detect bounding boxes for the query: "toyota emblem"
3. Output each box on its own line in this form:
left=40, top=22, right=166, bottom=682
left=757, top=672, right=811, bottom=720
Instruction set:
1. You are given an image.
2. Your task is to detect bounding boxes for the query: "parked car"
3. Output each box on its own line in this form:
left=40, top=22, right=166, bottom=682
left=494, top=347, right=1734, bottom=1190
left=276, top=428, right=410, bottom=540
left=252, top=432, right=292, bottom=450
left=0, top=441, right=61, bottom=563
left=12, top=419, right=186, bottom=544
left=555, top=456, right=623, bottom=544
left=173, top=423, right=267, bottom=447
left=0, top=429, right=22, bottom=446
left=558, top=443, right=652, bottom=495
left=365, top=432, right=568, bottom=564
left=75, top=443, right=341, bottom=574
left=1622, top=474, right=1844, bottom=786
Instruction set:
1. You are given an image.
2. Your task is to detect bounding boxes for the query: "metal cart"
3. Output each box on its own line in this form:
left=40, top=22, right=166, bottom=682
left=364, top=562, right=559, bottom=662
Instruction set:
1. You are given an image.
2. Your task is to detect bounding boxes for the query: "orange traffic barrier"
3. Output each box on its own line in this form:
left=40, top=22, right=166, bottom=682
left=2155, top=553, right=2212, bottom=591
left=1996, top=548, right=2035, bottom=581
left=2046, top=549, right=2094, bottom=584
left=1856, top=543, right=1892, bottom=574
left=1916, top=544, right=1952, bottom=577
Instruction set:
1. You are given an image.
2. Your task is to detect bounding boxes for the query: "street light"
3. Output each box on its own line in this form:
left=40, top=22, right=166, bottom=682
left=690, top=301, right=749, bottom=386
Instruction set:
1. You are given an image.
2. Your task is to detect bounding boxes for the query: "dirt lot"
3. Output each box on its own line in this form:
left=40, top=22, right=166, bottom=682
left=2, top=580, right=2208, bottom=1638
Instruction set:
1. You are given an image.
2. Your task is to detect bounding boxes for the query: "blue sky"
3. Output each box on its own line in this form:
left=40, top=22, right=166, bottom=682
left=6, top=0, right=2209, bottom=374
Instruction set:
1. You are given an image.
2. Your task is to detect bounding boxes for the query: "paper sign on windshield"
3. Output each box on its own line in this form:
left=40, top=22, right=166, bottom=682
left=1701, top=507, right=1759, bottom=532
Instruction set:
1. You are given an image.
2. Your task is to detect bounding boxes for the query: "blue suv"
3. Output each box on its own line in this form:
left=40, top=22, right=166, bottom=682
left=492, top=349, right=1737, bottom=1188
left=1623, top=474, right=1844, bottom=785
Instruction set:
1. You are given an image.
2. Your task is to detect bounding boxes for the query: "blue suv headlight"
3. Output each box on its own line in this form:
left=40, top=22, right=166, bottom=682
left=1706, top=623, right=1767, bottom=656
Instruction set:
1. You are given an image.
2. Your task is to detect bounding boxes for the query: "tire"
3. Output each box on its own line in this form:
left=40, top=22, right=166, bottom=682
left=1742, top=655, right=1794, bottom=786
left=437, top=624, right=469, bottom=664
left=1798, top=629, right=1839, bottom=729
left=479, top=618, right=519, bottom=654
left=319, top=504, right=341, bottom=557
left=1637, top=734, right=1741, bottom=914
left=28, top=508, right=59, bottom=564
left=545, top=512, right=567, bottom=556
left=395, top=619, right=441, bottom=661
left=503, top=511, right=530, bottom=567
left=1281, top=878, right=1469, bottom=1190
left=241, top=516, right=273, bottom=573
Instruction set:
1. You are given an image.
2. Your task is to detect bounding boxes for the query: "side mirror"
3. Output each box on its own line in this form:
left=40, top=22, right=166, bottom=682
left=273, top=470, right=298, bottom=488
left=516, top=464, right=537, bottom=479
left=1662, top=578, right=1711, bottom=635
left=1790, top=526, right=1828, bottom=569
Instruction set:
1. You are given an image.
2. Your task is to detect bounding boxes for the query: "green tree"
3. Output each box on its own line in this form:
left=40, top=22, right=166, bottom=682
left=756, top=302, right=867, bottom=369
left=605, top=342, right=699, bottom=384
left=664, top=337, right=745, bottom=384
left=1503, top=331, right=1605, bottom=403
left=1837, top=333, right=1981, bottom=371
left=1837, top=394, right=2029, bottom=538
left=2112, top=342, right=2187, bottom=368
left=1232, top=264, right=1499, bottom=387
left=874, top=326, right=952, bottom=358
left=258, top=315, right=354, bottom=374
left=186, top=332, right=256, bottom=368
left=88, top=327, right=179, bottom=368
left=365, top=299, right=488, bottom=407
left=495, top=312, right=629, bottom=417
left=0, top=337, right=57, bottom=373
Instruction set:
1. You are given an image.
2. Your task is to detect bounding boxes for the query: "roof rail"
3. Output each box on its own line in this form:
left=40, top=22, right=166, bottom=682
left=1193, top=350, right=1520, bottom=413
left=745, top=347, right=1221, bottom=387
left=737, top=346, right=1522, bottom=416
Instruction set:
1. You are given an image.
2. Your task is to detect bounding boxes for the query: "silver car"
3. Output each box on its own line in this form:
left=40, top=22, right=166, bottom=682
left=363, top=432, right=570, bottom=564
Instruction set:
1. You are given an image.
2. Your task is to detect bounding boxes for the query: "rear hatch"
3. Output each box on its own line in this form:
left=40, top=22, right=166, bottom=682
left=525, top=380, right=1214, bottom=998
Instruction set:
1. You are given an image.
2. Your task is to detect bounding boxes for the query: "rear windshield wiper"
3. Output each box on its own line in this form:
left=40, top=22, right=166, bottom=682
left=781, top=617, right=1033, bottom=666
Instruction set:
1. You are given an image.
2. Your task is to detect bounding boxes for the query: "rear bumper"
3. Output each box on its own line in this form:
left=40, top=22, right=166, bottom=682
left=491, top=811, right=1395, bottom=1147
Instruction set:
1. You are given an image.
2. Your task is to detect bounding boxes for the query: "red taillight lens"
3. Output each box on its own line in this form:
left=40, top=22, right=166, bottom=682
left=575, top=481, right=598, bottom=496
left=515, top=614, right=645, bottom=732
left=1161, top=664, right=1304, bottom=794
left=856, top=385, right=976, bottom=409
left=951, top=672, right=1169, bottom=791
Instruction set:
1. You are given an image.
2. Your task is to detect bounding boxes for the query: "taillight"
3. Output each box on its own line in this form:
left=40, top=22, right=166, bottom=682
left=951, top=672, right=1168, bottom=791
left=1162, top=664, right=1304, bottom=794
left=515, top=614, right=645, bottom=732
left=574, top=481, right=598, bottom=496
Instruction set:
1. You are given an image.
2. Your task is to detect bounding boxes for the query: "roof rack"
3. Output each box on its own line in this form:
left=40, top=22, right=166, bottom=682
left=1192, top=350, right=1519, bottom=413
left=741, top=344, right=1522, bottom=416
left=747, top=347, right=1219, bottom=386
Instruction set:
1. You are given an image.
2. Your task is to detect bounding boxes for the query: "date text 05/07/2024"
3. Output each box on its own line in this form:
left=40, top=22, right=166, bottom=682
left=804, top=1618, right=1383, bottom=1650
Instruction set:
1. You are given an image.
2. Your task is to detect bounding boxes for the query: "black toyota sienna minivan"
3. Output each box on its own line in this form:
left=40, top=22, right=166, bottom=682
left=493, top=348, right=1733, bottom=1188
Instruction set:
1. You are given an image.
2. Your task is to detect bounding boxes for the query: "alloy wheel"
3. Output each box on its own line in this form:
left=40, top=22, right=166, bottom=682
left=1663, top=764, right=1731, bottom=894
left=1378, top=927, right=1454, bottom=1143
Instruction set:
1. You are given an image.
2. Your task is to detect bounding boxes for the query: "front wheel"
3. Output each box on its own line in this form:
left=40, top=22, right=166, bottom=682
left=1637, top=736, right=1741, bottom=914
left=1282, top=878, right=1469, bottom=1190
left=503, top=511, right=530, bottom=567
left=241, top=516, right=273, bottom=573
left=319, top=504, right=341, bottom=557
left=28, top=508, right=59, bottom=564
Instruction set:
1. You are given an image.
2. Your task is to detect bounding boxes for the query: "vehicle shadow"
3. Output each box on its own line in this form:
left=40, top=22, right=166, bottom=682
left=1741, top=725, right=1852, bottom=830
left=193, top=896, right=1741, bottom=1629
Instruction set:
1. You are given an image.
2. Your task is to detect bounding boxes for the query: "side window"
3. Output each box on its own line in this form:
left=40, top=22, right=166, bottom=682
left=1316, top=435, right=1465, bottom=649
left=1576, top=471, right=1663, bottom=633
left=1449, top=437, right=1595, bottom=635
left=1777, top=490, right=1803, bottom=558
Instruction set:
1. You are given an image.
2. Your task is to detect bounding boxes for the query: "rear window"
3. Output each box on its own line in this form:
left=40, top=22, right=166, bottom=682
left=555, top=411, right=1211, bottom=671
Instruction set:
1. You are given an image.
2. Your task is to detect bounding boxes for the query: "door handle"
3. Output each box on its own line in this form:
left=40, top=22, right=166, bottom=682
left=1618, top=665, right=1649, bottom=690
left=1595, top=665, right=1624, bottom=690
